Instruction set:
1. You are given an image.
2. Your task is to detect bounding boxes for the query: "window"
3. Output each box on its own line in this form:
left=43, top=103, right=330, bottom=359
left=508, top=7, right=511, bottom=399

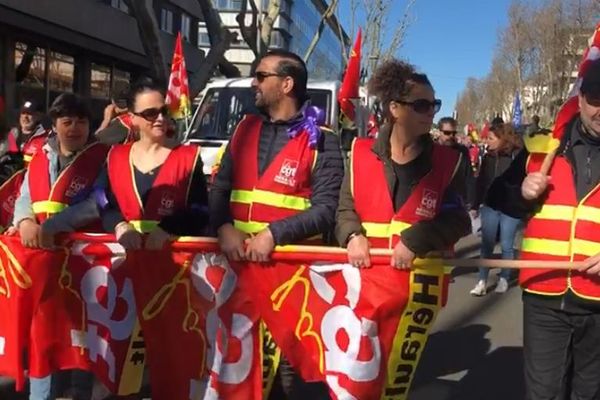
left=14, top=42, right=46, bottom=88
left=270, top=31, right=286, bottom=48
left=215, top=0, right=242, bottom=10
left=48, top=51, right=74, bottom=92
left=199, top=32, right=211, bottom=46
left=160, top=8, right=174, bottom=34
left=181, top=13, right=192, bottom=42
left=112, top=68, right=131, bottom=95
left=90, top=64, right=111, bottom=98
left=110, top=0, right=129, bottom=13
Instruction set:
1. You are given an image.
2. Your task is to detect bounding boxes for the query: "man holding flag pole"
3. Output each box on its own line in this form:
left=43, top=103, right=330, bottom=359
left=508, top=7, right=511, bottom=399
left=488, top=25, right=600, bottom=400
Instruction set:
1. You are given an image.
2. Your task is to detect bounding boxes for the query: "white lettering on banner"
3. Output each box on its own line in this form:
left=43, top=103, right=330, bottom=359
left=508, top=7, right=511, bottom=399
left=71, top=326, right=116, bottom=381
left=190, top=253, right=253, bottom=386
left=0, top=336, right=5, bottom=355
left=309, top=264, right=381, bottom=396
left=81, top=266, right=136, bottom=340
left=68, top=242, right=135, bottom=383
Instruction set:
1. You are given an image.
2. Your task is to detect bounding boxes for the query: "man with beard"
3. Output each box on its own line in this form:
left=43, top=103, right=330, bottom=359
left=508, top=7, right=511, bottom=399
left=8, top=100, right=48, bottom=163
left=209, top=50, right=343, bottom=399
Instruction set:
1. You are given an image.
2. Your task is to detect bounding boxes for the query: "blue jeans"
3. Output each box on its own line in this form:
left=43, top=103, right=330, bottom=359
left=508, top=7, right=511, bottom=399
left=29, top=370, right=94, bottom=400
left=478, top=205, right=521, bottom=281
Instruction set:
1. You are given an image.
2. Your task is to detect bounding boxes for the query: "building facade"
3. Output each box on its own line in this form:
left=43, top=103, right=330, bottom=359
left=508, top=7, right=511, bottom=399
left=0, top=0, right=205, bottom=126
left=199, top=0, right=348, bottom=79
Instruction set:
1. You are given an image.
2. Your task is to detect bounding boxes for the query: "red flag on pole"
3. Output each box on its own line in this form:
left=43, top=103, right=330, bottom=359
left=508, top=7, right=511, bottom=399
left=166, top=32, right=192, bottom=120
left=339, top=28, right=362, bottom=128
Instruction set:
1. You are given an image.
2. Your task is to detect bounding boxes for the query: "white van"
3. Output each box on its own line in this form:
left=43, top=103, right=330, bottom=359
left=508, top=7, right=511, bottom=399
left=183, top=78, right=341, bottom=175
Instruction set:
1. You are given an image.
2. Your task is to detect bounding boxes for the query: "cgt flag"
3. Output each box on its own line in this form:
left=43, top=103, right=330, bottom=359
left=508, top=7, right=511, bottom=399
left=339, top=28, right=362, bottom=129
left=166, top=32, right=192, bottom=120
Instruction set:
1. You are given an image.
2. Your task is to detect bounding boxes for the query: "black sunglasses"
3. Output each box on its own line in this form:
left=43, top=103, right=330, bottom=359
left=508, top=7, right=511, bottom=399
left=395, top=99, right=442, bottom=114
left=441, top=130, right=457, bottom=136
left=254, top=71, right=284, bottom=83
left=133, top=105, right=170, bottom=121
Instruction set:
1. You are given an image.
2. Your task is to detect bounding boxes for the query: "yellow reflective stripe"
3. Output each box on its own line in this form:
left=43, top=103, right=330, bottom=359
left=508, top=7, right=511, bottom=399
left=577, top=205, right=600, bottom=223
left=130, top=220, right=159, bottom=234
left=521, top=238, right=570, bottom=257
left=233, top=220, right=268, bottom=234
left=31, top=201, right=68, bottom=215
left=572, top=239, right=600, bottom=257
left=533, top=204, right=575, bottom=221
left=23, top=154, right=32, bottom=163
left=361, top=221, right=412, bottom=238
left=231, top=189, right=311, bottom=211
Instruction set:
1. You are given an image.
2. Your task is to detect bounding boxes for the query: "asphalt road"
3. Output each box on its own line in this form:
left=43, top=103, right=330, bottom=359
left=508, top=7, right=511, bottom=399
left=409, top=233, right=525, bottom=400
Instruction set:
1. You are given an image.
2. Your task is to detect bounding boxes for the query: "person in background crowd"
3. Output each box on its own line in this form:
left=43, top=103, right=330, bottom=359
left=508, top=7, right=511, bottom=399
left=437, top=116, right=476, bottom=210
left=10, top=93, right=106, bottom=400
left=99, top=78, right=208, bottom=250
left=210, top=49, right=344, bottom=400
left=488, top=57, right=600, bottom=400
left=8, top=100, right=49, bottom=164
left=336, top=58, right=470, bottom=272
left=469, top=123, right=523, bottom=296
left=94, top=84, right=137, bottom=144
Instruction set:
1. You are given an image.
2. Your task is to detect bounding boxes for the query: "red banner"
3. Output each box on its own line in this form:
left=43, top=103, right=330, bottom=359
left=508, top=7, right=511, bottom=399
left=0, top=235, right=444, bottom=399
left=242, top=261, right=445, bottom=400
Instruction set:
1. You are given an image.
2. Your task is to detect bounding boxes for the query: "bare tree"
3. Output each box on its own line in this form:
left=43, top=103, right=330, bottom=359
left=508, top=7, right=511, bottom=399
left=303, top=0, right=340, bottom=61
left=236, top=0, right=281, bottom=62
left=352, top=0, right=416, bottom=76
left=123, top=0, right=169, bottom=85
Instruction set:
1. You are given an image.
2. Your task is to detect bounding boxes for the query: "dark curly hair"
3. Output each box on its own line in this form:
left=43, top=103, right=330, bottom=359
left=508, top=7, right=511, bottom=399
left=368, top=59, right=432, bottom=120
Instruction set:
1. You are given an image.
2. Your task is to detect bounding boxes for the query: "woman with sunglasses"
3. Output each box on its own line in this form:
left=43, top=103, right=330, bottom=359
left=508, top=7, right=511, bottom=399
left=99, top=78, right=208, bottom=249
left=336, top=59, right=471, bottom=272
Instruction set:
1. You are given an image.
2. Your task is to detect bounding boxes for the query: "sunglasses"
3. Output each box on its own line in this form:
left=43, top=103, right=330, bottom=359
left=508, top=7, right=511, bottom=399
left=254, top=71, right=284, bottom=83
left=133, top=105, right=169, bottom=121
left=395, top=99, right=442, bottom=114
left=441, top=130, right=457, bottom=136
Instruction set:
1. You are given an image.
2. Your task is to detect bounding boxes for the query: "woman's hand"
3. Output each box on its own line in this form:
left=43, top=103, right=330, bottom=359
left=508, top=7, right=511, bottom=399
left=391, top=240, right=416, bottom=270
left=19, top=219, right=41, bottom=248
left=145, top=227, right=173, bottom=250
left=347, top=234, right=371, bottom=268
left=115, top=222, right=142, bottom=250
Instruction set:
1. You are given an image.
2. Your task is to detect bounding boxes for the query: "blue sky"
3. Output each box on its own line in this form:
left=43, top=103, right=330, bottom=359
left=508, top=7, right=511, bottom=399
left=338, top=0, right=512, bottom=118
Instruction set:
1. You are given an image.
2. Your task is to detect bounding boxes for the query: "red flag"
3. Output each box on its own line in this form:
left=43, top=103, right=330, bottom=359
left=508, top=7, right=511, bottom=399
left=166, top=32, right=192, bottom=120
left=242, top=259, right=446, bottom=400
left=0, top=170, right=25, bottom=231
left=552, top=25, right=600, bottom=141
left=339, top=28, right=362, bottom=127
left=28, top=237, right=144, bottom=395
left=127, top=250, right=262, bottom=400
left=0, top=236, right=64, bottom=390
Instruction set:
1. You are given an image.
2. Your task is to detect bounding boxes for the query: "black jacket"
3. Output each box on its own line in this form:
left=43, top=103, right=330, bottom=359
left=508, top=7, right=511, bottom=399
left=335, top=124, right=471, bottom=255
left=474, top=150, right=517, bottom=209
left=209, top=105, right=344, bottom=245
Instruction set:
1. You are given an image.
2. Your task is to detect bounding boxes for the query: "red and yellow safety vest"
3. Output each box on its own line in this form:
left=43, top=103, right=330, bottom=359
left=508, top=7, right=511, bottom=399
left=229, top=114, right=317, bottom=236
left=351, top=138, right=460, bottom=249
left=0, top=169, right=26, bottom=231
left=28, top=142, right=109, bottom=223
left=22, top=131, right=49, bottom=165
left=107, top=143, right=200, bottom=233
left=520, top=151, right=600, bottom=300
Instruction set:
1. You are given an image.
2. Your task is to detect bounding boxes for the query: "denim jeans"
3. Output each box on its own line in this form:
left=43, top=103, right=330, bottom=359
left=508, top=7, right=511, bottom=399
left=478, top=205, right=521, bottom=281
left=29, top=370, right=94, bottom=400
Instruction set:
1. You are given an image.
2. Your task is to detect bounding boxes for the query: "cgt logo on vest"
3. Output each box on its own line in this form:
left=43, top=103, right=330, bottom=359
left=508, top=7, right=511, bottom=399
left=416, top=189, right=438, bottom=219
left=65, top=176, right=89, bottom=198
left=158, top=192, right=175, bottom=216
left=274, top=159, right=299, bottom=187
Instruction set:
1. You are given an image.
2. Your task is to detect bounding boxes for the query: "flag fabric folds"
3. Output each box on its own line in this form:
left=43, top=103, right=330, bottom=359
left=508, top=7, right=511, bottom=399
left=339, top=28, right=362, bottom=129
left=0, top=235, right=447, bottom=400
left=166, top=32, right=192, bottom=120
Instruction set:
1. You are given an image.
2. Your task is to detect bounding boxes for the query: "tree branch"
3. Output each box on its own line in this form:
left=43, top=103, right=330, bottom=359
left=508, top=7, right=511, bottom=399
left=236, top=0, right=259, bottom=56
left=303, top=0, right=339, bottom=62
left=260, top=0, right=281, bottom=56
